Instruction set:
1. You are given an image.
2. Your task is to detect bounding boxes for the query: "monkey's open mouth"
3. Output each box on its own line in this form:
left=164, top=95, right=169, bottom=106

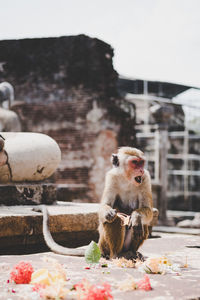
left=135, top=176, right=142, bottom=184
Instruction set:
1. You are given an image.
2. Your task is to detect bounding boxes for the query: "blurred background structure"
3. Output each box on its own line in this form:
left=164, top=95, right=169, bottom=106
left=0, top=0, right=200, bottom=228
left=119, top=77, right=200, bottom=224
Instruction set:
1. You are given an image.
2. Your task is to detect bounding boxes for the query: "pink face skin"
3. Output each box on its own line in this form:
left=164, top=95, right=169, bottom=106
left=125, top=156, right=145, bottom=186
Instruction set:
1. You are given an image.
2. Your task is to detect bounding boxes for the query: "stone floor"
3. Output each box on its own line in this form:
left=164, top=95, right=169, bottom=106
left=0, top=232, right=200, bottom=299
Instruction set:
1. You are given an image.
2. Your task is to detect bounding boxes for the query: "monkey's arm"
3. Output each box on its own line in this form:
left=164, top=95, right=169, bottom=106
left=99, top=172, right=118, bottom=224
left=138, top=170, right=153, bottom=223
left=99, top=204, right=117, bottom=224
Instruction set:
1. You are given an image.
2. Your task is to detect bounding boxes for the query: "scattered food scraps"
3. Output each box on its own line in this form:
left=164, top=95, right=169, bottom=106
left=136, top=256, right=182, bottom=275
left=118, top=275, right=137, bottom=291
left=137, top=274, right=152, bottom=291
left=113, top=257, right=135, bottom=268
left=85, top=241, right=101, bottom=265
left=10, top=261, right=34, bottom=284
left=118, top=274, right=152, bottom=292
left=74, top=278, right=113, bottom=300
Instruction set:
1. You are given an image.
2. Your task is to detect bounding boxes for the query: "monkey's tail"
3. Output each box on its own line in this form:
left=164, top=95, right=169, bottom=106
left=41, top=205, right=85, bottom=256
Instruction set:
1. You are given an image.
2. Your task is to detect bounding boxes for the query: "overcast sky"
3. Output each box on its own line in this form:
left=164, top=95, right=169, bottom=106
left=0, top=0, right=200, bottom=88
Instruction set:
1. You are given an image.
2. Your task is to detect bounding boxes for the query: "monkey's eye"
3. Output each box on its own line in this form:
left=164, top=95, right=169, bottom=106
left=138, top=160, right=145, bottom=167
left=131, top=159, right=145, bottom=166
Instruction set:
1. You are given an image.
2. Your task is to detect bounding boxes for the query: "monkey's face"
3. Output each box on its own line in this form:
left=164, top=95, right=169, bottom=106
left=125, top=156, right=145, bottom=186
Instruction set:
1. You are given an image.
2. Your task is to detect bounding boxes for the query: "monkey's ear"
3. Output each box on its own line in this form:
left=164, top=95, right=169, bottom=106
left=111, top=154, right=119, bottom=167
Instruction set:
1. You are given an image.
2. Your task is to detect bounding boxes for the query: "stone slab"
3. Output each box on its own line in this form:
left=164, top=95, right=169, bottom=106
left=154, top=225, right=200, bottom=235
left=0, top=202, right=99, bottom=254
left=0, top=233, right=200, bottom=299
left=0, top=203, right=158, bottom=254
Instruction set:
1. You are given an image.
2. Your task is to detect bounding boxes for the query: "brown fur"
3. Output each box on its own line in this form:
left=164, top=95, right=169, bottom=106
left=118, top=146, right=145, bottom=159
left=98, top=147, right=153, bottom=259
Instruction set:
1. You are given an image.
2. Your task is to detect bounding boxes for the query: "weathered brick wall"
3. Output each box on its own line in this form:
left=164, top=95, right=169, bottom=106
left=0, top=35, right=136, bottom=202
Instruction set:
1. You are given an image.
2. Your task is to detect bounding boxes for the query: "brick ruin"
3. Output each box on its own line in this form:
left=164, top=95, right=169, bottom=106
left=0, top=35, right=136, bottom=202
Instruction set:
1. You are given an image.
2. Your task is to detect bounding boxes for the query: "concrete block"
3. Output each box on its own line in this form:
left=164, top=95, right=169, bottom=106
left=0, top=203, right=158, bottom=254
left=0, top=203, right=99, bottom=254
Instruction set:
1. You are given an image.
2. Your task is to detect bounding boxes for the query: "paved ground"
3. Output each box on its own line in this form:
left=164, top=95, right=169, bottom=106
left=0, top=232, right=200, bottom=299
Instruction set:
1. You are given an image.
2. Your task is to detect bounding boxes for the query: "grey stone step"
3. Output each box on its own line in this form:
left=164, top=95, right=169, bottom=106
left=0, top=202, right=158, bottom=254
left=0, top=202, right=99, bottom=254
left=153, top=225, right=200, bottom=235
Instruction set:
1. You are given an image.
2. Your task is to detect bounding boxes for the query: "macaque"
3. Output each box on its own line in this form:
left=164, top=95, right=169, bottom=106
left=34, top=146, right=152, bottom=259
left=98, top=146, right=153, bottom=259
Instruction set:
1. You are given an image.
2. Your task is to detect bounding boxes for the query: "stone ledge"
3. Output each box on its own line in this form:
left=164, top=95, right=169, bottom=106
left=153, top=225, right=200, bottom=235
left=0, top=202, right=99, bottom=235
left=0, top=202, right=158, bottom=254
left=0, top=202, right=99, bottom=253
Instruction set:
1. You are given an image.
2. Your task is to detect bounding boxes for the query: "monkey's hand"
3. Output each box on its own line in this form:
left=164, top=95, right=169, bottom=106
left=129, top=211, right=144, bottom=240
left=105, top=208, right=117, bottom=223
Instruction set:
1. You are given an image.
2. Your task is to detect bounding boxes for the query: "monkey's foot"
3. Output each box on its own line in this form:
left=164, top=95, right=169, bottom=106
left=135, top=251, right=145, bottom=262
left=118, top=250, right=136, bottom=260
left=118, top=250, right=145, bottom=261
left=101, top=253, right=110, bottom=260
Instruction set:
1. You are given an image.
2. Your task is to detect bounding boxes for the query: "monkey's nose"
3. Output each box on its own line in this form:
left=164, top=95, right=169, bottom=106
left=140, top=168, right=144, bottom=175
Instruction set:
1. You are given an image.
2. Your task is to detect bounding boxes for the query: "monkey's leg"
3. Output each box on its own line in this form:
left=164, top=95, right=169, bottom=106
left=102, top=217, right=125, bottom=259
left=98, top=224, right=110, bottom=258
left=131, top=224, right=149, bottom=253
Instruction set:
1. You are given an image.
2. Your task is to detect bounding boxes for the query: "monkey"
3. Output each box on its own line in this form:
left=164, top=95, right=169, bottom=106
left=33, top=146, right=153, bottom=259
left=98, top=146, right=153, bottom=259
